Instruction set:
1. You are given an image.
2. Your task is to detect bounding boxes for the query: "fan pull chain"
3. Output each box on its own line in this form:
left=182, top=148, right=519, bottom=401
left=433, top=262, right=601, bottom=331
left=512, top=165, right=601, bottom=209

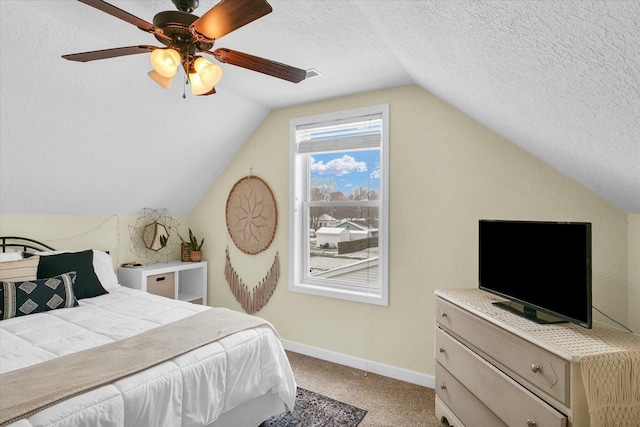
left=183, top=76, right=187, bottom=99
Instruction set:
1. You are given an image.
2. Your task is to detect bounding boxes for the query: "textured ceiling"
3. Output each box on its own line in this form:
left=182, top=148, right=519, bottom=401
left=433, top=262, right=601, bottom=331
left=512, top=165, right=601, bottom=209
left=0, top=1, right=638, bottom=214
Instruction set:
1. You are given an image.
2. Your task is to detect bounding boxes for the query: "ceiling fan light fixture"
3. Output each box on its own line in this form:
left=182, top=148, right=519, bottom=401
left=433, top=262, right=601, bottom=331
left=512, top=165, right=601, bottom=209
left=150, top=48, right=181, bottom=78
left=148, top=69, right=174, bottom=90
left=189, top=70, right=209, bottom=96
left=190, top=57, right=222, bottom=95
left=194, top=57, right=223, bottom=86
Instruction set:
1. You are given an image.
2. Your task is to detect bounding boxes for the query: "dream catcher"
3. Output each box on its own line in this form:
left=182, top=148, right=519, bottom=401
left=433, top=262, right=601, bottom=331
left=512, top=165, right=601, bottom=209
left=225, top=174, right=278, bottom=314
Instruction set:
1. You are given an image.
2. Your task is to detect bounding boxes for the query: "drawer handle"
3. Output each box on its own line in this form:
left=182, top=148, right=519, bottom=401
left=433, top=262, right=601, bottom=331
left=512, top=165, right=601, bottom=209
left=440, top=383, right=446, bottom=390
left=440, top=312, right=447, bottom=318
left=527, top=419, right=536, bottom=427
left=156, top=276, right=166, bottom=282
left=439, top=347, right=445, bottom=353
left=530, top=364, right=541, bottom=373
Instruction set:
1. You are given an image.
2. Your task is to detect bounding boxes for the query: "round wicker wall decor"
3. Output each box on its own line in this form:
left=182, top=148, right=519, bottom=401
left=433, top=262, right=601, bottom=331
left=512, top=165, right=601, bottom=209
left=225, top=175, right=277, bottom=255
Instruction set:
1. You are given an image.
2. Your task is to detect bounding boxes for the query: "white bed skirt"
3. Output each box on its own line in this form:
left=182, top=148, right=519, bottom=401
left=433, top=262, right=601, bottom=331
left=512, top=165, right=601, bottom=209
left=209, top=392, right=287, bottom=427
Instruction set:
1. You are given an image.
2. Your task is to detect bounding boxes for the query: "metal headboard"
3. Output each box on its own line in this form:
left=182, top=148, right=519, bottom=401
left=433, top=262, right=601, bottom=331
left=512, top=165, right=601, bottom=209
left=0, top=236, right=56, bottom=253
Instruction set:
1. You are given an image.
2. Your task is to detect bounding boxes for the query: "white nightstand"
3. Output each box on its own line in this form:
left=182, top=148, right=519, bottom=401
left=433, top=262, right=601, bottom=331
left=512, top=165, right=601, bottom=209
left=118, top=261, right=207, bottom=305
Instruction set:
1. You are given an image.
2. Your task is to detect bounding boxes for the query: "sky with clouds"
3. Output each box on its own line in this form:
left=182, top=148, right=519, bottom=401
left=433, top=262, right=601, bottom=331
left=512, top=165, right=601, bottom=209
left=310, top=149, right=380, bottom=194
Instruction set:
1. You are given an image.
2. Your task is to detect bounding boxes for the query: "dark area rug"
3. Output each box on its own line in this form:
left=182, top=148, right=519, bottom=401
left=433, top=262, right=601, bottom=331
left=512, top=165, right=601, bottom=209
left=261, top=387, right=367, bottom=427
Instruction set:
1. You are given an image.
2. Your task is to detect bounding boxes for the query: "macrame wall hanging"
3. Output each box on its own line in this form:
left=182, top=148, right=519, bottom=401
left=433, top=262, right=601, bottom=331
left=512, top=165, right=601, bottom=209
left=225, top=174, right=279, bottom=314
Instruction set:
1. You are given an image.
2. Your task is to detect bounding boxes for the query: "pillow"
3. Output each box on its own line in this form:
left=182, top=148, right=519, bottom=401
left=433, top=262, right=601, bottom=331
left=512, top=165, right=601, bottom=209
left=0, top=257, right=40, bottom=282
left=1, top=272, right=79, bottom=320
left=0, top=252, right=23, bottom=263
left=37, top=250, right=107, bottom=299
left=28, top=250, right=67, bottom=256
left=92, top=250, right=119, bottom=290
left=32, top=249, right=119, bottom=290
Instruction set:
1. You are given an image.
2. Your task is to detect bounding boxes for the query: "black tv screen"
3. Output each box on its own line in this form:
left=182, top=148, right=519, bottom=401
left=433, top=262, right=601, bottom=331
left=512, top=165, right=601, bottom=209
left=479, top=219, right=592, bottom=328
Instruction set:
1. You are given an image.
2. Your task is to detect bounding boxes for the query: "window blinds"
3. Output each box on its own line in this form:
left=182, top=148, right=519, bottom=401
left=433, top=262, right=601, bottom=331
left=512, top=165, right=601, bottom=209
left=295, top=113, right=382, bottom=154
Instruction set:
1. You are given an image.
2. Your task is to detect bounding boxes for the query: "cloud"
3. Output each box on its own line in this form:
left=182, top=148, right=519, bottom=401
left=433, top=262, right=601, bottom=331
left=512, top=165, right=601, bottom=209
left=369, top=163, right=380, bottom=179
left=311, top=155, right=367, bottom=176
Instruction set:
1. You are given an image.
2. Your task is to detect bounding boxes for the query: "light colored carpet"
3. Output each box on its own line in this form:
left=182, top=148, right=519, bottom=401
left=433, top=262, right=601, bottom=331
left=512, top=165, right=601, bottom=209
left=286, top=351, right=447, bottom=426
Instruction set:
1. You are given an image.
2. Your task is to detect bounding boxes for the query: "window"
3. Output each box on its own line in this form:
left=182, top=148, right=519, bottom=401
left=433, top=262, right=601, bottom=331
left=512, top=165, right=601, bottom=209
left=289, top=104, right=389, bottom=305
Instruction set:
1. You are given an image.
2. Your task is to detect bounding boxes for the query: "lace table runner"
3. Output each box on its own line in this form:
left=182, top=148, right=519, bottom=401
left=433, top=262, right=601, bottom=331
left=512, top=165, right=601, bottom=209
left=436, top=288, right=640, bottom=427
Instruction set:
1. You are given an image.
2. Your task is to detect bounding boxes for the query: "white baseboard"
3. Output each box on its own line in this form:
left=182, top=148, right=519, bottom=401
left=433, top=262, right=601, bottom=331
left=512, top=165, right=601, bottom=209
left=281, top=339, right=435, bottom=389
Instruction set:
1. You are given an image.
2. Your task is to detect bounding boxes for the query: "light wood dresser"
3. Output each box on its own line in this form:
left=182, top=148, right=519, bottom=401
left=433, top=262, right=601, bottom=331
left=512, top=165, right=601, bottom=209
left=434, top=288, right=640, bottom=427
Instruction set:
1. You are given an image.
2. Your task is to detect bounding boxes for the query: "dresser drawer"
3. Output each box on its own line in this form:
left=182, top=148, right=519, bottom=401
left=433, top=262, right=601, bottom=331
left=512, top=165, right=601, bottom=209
left=436, top=327, right=567, bottom=427
left=436, top=362, right=506, bottom=427
left=147, top=272, right=175, bottom=299
left=436, top=297, right=569, bottom=406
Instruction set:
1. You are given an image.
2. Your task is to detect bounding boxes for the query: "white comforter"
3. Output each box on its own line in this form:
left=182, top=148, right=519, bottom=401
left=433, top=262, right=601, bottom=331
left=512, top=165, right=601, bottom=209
left=0, top=286, right=296, bottom=427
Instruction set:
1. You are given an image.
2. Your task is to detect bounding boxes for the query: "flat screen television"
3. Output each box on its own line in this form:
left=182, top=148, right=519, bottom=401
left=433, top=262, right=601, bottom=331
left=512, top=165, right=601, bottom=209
left=479, top=219, right=592, bottom=329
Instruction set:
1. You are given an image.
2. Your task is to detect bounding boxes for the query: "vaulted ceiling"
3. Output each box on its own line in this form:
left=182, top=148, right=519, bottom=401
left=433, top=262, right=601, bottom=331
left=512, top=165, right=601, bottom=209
left=1, top=1, right=638, bottom=214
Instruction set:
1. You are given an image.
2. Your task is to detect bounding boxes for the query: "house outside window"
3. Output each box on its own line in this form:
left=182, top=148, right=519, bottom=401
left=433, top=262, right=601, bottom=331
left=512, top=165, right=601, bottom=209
left=289, top=104, right=389, bottom=306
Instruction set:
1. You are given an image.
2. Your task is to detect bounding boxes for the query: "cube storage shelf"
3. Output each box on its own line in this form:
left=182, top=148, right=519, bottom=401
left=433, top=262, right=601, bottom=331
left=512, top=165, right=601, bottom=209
left=119, top=261, right=207, bottom=305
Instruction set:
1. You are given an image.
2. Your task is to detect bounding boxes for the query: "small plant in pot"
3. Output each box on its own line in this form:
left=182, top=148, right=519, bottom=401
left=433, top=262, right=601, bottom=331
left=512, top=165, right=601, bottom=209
left=181, top=229, right=204, bottom=262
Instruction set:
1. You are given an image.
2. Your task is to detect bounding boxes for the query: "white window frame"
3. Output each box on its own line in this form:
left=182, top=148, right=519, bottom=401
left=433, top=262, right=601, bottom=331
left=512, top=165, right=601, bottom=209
left=289, top=104, right=389, bottom=306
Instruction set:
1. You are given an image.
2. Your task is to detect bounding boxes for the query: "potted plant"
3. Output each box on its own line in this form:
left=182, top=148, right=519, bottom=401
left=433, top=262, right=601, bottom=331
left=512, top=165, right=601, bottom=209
left=181, top=228, right=205, bottom=262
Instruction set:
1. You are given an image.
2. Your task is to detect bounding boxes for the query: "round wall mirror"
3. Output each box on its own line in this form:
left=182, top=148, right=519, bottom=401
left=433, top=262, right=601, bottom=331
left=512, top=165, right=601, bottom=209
left=142, top=221, right=169, bottom=252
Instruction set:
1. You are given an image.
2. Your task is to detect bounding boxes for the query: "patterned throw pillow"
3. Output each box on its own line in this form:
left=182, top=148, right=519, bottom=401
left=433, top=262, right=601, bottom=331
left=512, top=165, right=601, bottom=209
left=0, top=272, right=79, bottom=320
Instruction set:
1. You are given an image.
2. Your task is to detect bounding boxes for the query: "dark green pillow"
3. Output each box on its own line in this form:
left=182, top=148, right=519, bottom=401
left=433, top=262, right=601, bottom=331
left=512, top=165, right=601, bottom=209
left=37, top=250, right=107, bottom=299
left=1, top=272, right=79, bottom=320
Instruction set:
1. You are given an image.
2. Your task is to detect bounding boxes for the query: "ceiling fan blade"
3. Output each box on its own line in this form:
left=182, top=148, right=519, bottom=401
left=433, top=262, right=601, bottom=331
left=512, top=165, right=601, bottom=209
left=78, top=0, right=154, bottom=31
left=191, top=0, right=272, bottom=41
left=78, top=0, right=154, bottom=30
left=212, top=48, right=306, bottom=83
left=62, top=45, right=156, bottom=62
left=77, top=0, right=169, bottom=41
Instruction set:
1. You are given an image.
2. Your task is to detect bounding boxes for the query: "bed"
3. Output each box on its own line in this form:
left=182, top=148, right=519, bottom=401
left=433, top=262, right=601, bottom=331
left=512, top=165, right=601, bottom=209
left=0, top=237, right=296, bottom=427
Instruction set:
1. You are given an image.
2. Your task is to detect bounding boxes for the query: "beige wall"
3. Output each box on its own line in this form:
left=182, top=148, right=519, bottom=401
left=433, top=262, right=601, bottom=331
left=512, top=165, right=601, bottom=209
left=189, top=85, right=629, bottom=376
left=0, top=214, right=188, bottom=268
left=629, top=214, right=640, bottom=333
left=0, top=85, right=631, bottom=376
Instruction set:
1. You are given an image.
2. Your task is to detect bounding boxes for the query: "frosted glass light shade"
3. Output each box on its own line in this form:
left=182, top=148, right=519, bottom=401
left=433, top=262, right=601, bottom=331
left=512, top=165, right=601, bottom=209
left=148, top=69, right=173, bottom=89
left=190, top=57, right=222, bottom=95
left=189, top=70, right=208, bottom=95
left=150, top=48, right=180, bottom=78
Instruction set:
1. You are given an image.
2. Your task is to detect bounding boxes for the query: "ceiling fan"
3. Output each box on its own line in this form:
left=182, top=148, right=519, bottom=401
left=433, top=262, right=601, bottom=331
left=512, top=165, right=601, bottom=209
left=62, top=0, right=308, bottom=96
